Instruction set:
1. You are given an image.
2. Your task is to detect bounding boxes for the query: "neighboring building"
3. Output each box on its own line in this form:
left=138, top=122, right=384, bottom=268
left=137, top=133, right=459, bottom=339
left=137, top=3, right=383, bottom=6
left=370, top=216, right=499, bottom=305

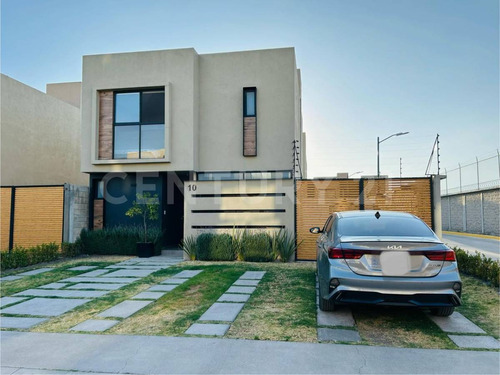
left=80, top=47, right=306, bottom=247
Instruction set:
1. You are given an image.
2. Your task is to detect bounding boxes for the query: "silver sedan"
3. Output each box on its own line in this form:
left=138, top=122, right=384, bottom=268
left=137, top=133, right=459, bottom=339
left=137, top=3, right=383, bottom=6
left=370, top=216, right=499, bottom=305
left=311, top=210, right=462, bottom=316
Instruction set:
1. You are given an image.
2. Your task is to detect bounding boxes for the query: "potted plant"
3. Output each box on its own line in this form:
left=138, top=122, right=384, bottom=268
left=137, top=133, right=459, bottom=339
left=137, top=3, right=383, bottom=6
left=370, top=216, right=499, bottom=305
left=125, top=192, right=160, bottom=258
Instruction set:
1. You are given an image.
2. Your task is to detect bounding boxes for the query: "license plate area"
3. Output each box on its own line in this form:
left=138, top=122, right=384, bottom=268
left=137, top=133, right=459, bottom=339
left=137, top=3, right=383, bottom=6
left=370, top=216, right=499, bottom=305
left=380, top=251, right=411, bottom=276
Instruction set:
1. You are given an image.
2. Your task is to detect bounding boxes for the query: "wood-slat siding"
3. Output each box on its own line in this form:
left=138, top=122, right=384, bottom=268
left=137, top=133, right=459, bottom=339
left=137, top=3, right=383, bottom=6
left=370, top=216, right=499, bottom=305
left=98, top=91, right=113, bottom=160
left=1, top=188, right=12, bottom=250
left=363, top=179, right=432, bottom=228
left=296, top=180, right=360, bottom=260
left=13, top=187, right=64, bottom=248
left=243, top=117, right=256, bottom=156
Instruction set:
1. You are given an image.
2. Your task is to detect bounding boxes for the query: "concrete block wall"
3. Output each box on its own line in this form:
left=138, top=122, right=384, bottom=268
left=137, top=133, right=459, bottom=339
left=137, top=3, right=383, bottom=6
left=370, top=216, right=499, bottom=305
left=441, top=188, right=499, bottom=236
left=63, top=184, right=90, bottom=243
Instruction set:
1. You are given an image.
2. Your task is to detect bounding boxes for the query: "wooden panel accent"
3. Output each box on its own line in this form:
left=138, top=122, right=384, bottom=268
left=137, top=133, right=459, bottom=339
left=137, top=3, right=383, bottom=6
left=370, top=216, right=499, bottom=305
left=98, top=91, right=113, bottom=160
left=363, top=179, right=432, bottom=228
left=296, top=180, right=360, bottom=260
left=13, top=187, right=64, bottom=248
left=243, top=117, right=257, bottom=156
left=1, top=188, right=12, bottom=250
left=93, top=200, right=104, bottom=230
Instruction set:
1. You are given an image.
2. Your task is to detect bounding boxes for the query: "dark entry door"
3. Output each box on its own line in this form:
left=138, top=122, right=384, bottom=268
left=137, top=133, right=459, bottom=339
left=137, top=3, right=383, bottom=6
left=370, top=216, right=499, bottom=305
left=162, top=172, right=188, bottom=247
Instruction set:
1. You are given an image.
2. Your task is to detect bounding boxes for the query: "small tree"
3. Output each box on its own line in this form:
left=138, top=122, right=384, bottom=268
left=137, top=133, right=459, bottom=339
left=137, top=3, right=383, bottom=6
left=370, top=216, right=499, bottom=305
left=125, top=192, right=160, bottom=243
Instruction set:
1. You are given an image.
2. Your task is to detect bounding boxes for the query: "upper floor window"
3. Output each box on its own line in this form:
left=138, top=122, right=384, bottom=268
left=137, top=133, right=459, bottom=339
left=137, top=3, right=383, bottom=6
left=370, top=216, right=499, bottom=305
left=243, top=88, right=256, bottom=117
left=243, top=87, right=257, bottom=157
left=113, top=89, right=165, bottom=159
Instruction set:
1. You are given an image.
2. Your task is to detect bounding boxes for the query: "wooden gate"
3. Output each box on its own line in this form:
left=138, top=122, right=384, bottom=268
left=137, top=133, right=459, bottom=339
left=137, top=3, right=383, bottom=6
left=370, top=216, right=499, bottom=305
left=296, top=178, right=432, bottom=260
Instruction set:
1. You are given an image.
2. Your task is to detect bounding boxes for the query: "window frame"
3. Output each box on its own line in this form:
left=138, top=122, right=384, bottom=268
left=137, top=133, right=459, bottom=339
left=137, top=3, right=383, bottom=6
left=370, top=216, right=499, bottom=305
left=112, top=87, right=165, bottom=160
left=243, top=87, right=257, bottom=117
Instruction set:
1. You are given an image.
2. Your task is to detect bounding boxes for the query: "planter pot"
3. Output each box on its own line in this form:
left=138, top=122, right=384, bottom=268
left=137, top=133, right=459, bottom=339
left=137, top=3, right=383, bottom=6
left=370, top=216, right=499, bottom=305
left=137, top=242, right=155, bottom=258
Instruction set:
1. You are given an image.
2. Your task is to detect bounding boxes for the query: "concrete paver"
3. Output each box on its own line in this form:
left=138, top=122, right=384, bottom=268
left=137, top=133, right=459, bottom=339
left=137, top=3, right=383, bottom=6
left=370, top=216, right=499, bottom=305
left=67, top=266, right=98, bottom=271
left=226, top=286, right=255, bottom=294
left=0, top=297, right=27, bottom=308
left=0, top=276, right=23, bottom=281
left=240, top=271, right=266, bottom=280
left=17, top=268, right=53, bottom=276
left=199, top=303, right=244, bottom=322
left=1, top=298, right=91, bottom=317
left=70, top=319, right=120, bottom=332
left=0, top=317, right=47, bottom=329
left=104, top=269, right=156, bottom=278
left=66, top=283, right=127, bottom=291
left=217, top=293, right=250, bottom=303
left=61, top=277, right=140, bottom=284
left=185, top=323, right=230, bottom=336
left=317, top=307, right=356, bottom=327
left=233, top=279, right=260, bottom=286
left=147, top=284, right=177, bottom=292
left=97, top=300, right=153, bottom=319
left=77, top=269, right=111, bottom=277
left=14, top=289, right=108, bottom=299
left=160, top=278, right=188, bottom=285
left=131, top=292, right=165, bottom=300
left=317, top=328, right=361, bottom=342
left=428, top=312, right=486, bottom=334
left=37, top=283, right=68, bottom=289
left=448, top=335, right=500, bottom=349
left=3, top=331, right=498, bottom=374
left=174, top=270, right=202, bottom=278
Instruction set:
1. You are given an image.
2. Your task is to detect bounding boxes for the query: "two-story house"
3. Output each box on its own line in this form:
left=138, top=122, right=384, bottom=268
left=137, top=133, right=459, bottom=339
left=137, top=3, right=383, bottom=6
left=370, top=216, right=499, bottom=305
left=81, top=47, right=306, bottom=248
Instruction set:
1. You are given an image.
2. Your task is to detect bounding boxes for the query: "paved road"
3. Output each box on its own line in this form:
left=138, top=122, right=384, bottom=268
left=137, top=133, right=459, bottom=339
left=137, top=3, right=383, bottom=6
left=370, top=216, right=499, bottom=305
left=442, top=233, right=500, bottom=260
left=1, top=331, right=499, bottom=374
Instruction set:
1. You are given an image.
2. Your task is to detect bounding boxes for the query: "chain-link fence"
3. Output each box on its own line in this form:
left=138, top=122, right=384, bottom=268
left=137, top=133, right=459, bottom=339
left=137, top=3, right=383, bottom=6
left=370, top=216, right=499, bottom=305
left=442, top=151, right=500, bottom=195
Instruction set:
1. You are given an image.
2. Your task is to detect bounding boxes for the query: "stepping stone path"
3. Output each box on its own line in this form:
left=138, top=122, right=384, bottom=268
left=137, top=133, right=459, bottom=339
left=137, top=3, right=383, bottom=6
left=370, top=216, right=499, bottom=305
left=428, top=311, right=499, bottom=349
left=70, top=269, right=202, bottom=332
left=315, top=278, right=360, bottom=343
left=1, top=255, right=184, bottom=331
left=185, top=271, right=265, bottom=337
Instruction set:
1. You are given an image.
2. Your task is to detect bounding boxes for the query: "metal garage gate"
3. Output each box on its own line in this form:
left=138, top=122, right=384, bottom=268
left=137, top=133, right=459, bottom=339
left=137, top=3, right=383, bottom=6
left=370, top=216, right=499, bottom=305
left=296, top=178, right=433, bottom=260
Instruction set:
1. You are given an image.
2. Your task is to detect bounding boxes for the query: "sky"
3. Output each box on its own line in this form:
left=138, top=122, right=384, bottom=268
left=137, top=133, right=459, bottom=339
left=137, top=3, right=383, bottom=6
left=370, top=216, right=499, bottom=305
left=1, top=0, right=499, bottom=184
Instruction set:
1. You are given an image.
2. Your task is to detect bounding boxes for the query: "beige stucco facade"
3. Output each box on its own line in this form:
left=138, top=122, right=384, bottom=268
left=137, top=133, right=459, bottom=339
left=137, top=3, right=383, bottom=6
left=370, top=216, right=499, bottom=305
left=46, top=81, right=82, bottom=108
left=80, top=47, right=306, bottom=176
left=1, top=74, right=87, bottom=186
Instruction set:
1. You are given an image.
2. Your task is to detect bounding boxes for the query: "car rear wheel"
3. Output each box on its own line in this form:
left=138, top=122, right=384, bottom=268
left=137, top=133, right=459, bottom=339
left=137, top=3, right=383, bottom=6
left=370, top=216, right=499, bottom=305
left=319, top=295, right=337, bottom=311
left=431, top=306, right=455, bottom=316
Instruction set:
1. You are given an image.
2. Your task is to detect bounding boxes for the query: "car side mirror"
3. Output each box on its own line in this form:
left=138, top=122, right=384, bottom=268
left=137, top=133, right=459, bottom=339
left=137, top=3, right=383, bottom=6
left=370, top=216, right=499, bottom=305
left=309, top=227, right=322, bottom=234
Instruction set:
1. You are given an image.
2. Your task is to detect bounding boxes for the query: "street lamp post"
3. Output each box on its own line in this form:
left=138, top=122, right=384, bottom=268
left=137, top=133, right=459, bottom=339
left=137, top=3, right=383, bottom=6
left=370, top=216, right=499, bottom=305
left=377, top=132, right=409, bottom=177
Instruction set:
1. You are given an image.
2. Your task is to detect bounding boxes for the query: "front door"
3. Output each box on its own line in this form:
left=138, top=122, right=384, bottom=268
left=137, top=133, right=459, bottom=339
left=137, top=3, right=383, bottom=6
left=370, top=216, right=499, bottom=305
left=162, top=172, right=188, bottom=247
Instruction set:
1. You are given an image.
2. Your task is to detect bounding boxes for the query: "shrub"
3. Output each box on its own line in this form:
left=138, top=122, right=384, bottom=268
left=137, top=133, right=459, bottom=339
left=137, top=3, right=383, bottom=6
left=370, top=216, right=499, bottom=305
left=209, top=233, right=235, bottom=261
left=455, top=248, right=500, bottom=287
left=79, top=226, right=163, bottom=256
left=240, top=232, right=275, bottom=262
left=61, top=241, right=82, bottom=258
left=196, top=233, right=214, bottom=261
left=272, top=229, right=301, bottom=263
left=181, top=235, right=198, bottom=260
left=1, top=243, right=59, bottom=270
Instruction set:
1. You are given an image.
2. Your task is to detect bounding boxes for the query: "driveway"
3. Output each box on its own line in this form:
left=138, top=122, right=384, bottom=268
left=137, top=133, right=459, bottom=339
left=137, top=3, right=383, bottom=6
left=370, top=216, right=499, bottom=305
left=1, top=331, right=499, bottom=374
left=442, top=232, right=500, bottom=260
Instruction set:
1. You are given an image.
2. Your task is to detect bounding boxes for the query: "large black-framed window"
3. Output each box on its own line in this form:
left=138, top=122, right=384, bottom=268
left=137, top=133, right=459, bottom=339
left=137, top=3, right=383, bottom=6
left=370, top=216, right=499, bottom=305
left=113, top=88, right=165, bottom=159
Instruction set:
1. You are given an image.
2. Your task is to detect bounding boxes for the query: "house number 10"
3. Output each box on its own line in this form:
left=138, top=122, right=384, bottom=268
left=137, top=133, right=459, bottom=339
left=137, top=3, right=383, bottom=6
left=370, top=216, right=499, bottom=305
left=187, top=184, right=197, bottom=192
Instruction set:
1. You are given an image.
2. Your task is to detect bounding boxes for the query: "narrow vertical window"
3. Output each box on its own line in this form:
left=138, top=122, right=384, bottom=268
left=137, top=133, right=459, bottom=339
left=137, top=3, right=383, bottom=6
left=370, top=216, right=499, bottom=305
left=243, top=87, right=257, bottom=156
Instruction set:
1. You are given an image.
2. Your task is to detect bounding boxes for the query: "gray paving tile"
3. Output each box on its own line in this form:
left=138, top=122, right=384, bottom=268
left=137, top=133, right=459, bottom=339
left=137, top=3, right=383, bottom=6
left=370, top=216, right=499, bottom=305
left=218, top=293, right=250, bottom=303
left=1, top=297, right=91, bottom=317
left=66, top=283, right=127, bottom=291
left=240, top=271, right=266, bottom=280
left=174, top=270, right=202, bottom=279
left=0, top=366, right=18, bottom=374
left=67, top=266, right=98, bottom=271
left=428, top=312, right=486, bottom=334
left=448, top=335, right=500, bottom=349
left=233, top=279, right=260, bottom=286
left=318, top=328, right=361, bottom=342
left=97, top=300, right=153, bottom=318
left=17, top=268, right=53, bottom=276
left=0, top=297, right=27, bottom=308
left=105, top=269, right=156, bottom=278
left=61, top=277, right=140, bottom=284
left=0, top=275, right=23, bottom=281
left=14, top=289, right=108, bottom=298
left=226, top=286, right=255, bottom=294
left=317, top=307, right=355, bottom=327
left=160, top=278, right=188, bottom=285
left=147, top=284, right=177, bottom=292
left=106, top=265, right=166, bottom=270
left=37, top=283, right=68, bottom=289
left=0, top=317, right=47, bottom=329
left=185, top=323, right=230, bottom=336
left=199, top=303, right=244, bottom=322
left=131, top=292, right=165, bottom=300
left=70, top=319, right=120, bottom=332
left=78, top=269, right=112, bottom=277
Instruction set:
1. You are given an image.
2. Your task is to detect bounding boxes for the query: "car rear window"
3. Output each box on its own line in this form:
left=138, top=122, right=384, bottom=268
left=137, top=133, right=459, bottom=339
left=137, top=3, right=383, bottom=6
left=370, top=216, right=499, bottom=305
left=338, top=216, right=435, bottom=237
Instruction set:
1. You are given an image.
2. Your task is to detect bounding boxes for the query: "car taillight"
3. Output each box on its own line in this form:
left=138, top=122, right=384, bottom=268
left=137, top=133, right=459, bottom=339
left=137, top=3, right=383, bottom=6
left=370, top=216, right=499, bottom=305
left=328, top=248, right=379, bottom=259
left=423, top=250, right=456, bottom=261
